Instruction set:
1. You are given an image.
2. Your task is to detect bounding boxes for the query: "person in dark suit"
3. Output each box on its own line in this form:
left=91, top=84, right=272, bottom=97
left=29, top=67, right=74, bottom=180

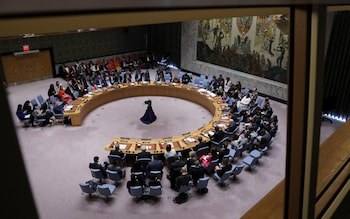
left=189, top=160, right=205, bottom=186
left=107, top=160, right=125, bottom=179
left=186, top=151, right=197, bottom=174
left=48, top=83, right=58, bottom=98
left=89, top=156, right=108, bottom=177
left=175, top=167, right=192, bottom=191
left=181, top=72, right=191, bottom=84
left=225, top=119, right=239, bottom=133
left=146, top=156, right=164, bottom=179
left=53, top=100, right=65, bottom=114
left=193, top=136, right=209, bottom=152
left=218, top=143, right=230, bottom=163
left=137, top=146, right=152, bottom=159
left=214, top=158, right=232, bottom=178
left=168, top=157, right=186, bottom=190
left=126, top=174, right=144, bottom=193
left=109, top=142, right=125, bottom=157
left=210, top=126, right=225, bottom=143
left=109, top=142, right=126, bottom=166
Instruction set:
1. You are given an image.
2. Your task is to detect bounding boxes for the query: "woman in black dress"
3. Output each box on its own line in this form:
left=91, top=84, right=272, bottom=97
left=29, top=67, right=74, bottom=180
left=140, top=99, right=157, bottom=124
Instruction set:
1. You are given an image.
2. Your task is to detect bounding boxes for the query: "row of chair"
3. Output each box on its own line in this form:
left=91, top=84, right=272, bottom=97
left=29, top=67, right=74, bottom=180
left=128, top=185, right=162, bottom=200
left=213, top=136, right=276, bottom=185
left=212, top=164, right=245, bottom=185
left=90, top=168, right=126, bottom=184
left=79, top=181, right=117, bottom=199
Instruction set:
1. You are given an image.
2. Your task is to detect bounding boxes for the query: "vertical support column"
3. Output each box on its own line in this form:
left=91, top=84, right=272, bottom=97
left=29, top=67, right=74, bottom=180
left=304, top=5, right=326, bottom=219
left=286, top=5, right=326, bottom=219
left=285, top=6, right=310, bottom=219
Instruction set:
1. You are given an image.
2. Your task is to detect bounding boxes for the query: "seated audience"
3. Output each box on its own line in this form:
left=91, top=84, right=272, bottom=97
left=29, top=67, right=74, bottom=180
left=186, top=151, right=197, bottom=174
left=210, top=126, right=226, bottom=144
left=126, top=174, right=144, bottom=193
left=175, top=167, right=192, bottom=192
left=148, top=175, right=162, bottom=187
left=168, top=156, right=186, bottom=190
left=58, top=85, right=73, bottom=104
left=48, top=83, right=58, bottom=98
left=137, top=146, right=152, bottom=159
left=107, top=160, right=125, bottom=179
left=53, top=100, right=65, bottom=114
left=214, top=158, right=232, bottom=178
left=181, top=72, right=191, bottom=84
left=146, top=155, right=164, bottom=179
left=164, top=143, right=177, bottom=160
left=89, top=156, right=108, bottom=178
left=193, top=136, right=210, bottom=153
left=109, top=142, right=125, bottom=157
left=189, top=160, right=205, bottom=186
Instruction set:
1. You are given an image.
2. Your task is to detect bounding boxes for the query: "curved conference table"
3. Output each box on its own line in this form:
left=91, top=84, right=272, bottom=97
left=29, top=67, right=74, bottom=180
left=64, top=81, right=231, bottom=155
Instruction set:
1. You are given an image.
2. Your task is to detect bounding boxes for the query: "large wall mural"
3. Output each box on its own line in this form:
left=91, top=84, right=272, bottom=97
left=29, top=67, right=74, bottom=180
left=197, top=15, right=289, bottom=83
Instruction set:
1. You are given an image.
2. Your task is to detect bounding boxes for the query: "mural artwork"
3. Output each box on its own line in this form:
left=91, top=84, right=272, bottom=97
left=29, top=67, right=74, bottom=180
left=197, top=15, right=289, bottom=84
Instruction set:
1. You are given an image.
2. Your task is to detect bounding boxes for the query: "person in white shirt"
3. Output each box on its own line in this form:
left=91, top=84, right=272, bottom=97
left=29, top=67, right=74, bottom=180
left=164, top=143, right=177, bottom=160
left=237, top=93, right=252, bottom=109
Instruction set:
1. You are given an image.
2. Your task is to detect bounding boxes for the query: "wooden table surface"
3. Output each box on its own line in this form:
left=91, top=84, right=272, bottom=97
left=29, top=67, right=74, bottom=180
left=64, top=82, right=230, bottom=154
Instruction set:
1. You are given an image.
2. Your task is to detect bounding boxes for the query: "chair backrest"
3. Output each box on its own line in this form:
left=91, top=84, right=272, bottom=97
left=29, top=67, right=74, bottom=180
left=178, top=182, right=192, bottom=193
left=129, top=185, right=144, bottom=197
left=106, top=169, right=121, bottom=182
left=108, top=155, right=124, bottom=164
left=164, top=74, right=172, bottom=82
left=195, top=146, right=210, bottom=159
left=79, top=182, right=96, bottom=195
left=148, top=170, right=163, bottom=180
left=214, top=169, right=232, bottom=183
left=268, top=137, right=275, bottom=147
left=97, top=184, right=116, bottom=197
left=206, top=158, right=219, bottom=173
left=49, top=95, right=57, bottom=103
left=196, top=177, right=209, bottom=189
left=49, top=103, right=63, bottom=116
left=37, top=95, right=45, bottom=105
left=231, top=164, right=245, bottom=177
left=149, top=185, right=162, bottom=196
left=31, top=98, right=39, bottom=107
left=90, top=168, right=104, bottom=180
left=257, top=97, right=264, bottom=107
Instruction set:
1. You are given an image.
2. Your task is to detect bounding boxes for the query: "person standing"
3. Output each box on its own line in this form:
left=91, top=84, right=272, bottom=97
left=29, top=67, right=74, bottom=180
left=140, top=99, right=157, bottom=124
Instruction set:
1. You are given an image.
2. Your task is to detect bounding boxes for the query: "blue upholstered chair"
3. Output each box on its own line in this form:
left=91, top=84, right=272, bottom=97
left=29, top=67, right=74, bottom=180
left=97, top=183, right=116, bottom=199
left=231, top=164, right=245, bottom=179
left=90, top=168, right=105, bottom=184
left=195, top=177, right=209, bottom=193
left=79, top=181, right=97, bottom=197
left=148, top=185, right=162, bottom=197
left=213, top=169, right=233, bottom=186
left=128, top=185, right=144, bottom=200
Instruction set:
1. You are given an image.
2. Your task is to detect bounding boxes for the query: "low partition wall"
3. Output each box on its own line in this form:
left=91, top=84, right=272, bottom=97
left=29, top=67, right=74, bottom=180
left=242, top=120, right=350, bottom=219
left=64, top=82, right=230, bottom=155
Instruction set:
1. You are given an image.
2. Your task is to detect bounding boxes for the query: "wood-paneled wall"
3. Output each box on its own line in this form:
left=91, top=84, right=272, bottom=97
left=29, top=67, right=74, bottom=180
left=1, top=49, right=53, bottom=84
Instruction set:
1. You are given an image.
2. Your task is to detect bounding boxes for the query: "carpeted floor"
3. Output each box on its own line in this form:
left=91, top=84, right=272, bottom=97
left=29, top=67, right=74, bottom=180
left=6, top=68, right=341, bottom=219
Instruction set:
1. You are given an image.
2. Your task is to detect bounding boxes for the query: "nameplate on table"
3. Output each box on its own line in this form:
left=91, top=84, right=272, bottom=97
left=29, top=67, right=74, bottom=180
left=119, top=144, right=127, bottom=149
left=220, top=114, right=230, bottom=120
left=64, top=105, right=73, bottom=111
left=184, top=137, right=196, bottom=143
